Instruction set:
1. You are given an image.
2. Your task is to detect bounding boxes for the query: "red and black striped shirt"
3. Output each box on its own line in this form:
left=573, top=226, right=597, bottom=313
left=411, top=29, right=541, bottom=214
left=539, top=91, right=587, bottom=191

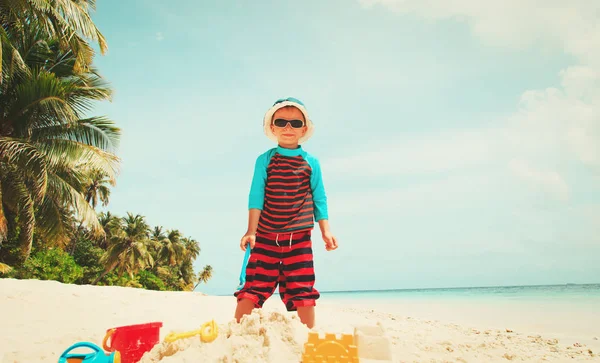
left=248, top=146, right=328, bottom=234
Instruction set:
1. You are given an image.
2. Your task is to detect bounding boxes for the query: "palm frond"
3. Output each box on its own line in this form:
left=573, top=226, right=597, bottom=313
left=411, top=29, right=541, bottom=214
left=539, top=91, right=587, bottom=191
left=2, top=171, right=35, bottom=260
left=45, top=172, right=103, bottom=237
left=34, top=138, right=120, bottom=179
left=1, top=39, right=30, bottom=92
left=23, top=0, right=53, bottom=12
left=10, top=70, right=77, bottom=131
left=34, top=195, right=73, bottom=247
left=54, top=0, right=108, bottom=54
left=0, top=262, right=12, bottom=274
left=65, top=75, right=113, bottom=116
left=31, top=116, right=120, bottom=152
left=0, top=29, right=3, bottom=81
left=0, top=137, right=48, bottom=202
left=0, top=178, right=8, bottom=242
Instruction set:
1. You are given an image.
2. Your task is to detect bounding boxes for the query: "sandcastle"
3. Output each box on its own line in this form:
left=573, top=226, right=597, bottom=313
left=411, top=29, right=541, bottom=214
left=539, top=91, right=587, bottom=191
left=353, top=322, right=393, bottom=362
left=301, top=322, right=393, bottom=362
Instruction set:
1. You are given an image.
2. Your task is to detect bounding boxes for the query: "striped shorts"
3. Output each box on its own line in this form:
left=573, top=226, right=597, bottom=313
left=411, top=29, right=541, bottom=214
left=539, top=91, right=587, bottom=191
left=234, top=230, right=320, bottom=311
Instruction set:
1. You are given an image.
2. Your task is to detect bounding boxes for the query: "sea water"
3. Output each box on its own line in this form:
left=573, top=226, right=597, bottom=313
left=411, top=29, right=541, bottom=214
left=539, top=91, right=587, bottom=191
left=318, top=283, right=600, bottom=341
left=319, top=283, right=600, bottom=305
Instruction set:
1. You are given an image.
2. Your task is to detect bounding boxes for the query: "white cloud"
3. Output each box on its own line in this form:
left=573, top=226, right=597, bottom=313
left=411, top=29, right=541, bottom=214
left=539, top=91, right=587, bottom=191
left=323, top=128, right=504, bottom=176
left=508, top=159, right=570, bottom=201
left=156, top=32, right=164, bottom=41
left=359, top=0, right=600, bottom=64
left=506, top=66, right=600, bottom=167
left=343, top=0, right=600, bottom=200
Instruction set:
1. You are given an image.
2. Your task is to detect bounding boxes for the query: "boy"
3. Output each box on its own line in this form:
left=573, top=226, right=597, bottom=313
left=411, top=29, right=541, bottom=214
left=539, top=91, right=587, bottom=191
left=233, top=97, right=338, bottom=329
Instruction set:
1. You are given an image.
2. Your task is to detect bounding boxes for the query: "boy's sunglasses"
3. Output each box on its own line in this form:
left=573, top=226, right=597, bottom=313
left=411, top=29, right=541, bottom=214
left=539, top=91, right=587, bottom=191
left=272, top=118, right=304, bottom=128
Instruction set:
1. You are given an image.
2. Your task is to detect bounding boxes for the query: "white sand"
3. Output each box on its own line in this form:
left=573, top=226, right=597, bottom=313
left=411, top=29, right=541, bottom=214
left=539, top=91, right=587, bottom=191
left=1, top=278, right=598, bottom=362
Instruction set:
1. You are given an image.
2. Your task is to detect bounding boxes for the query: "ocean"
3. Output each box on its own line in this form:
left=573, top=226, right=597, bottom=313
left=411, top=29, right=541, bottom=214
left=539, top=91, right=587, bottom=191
left=318, top=283, right=600, bottom=305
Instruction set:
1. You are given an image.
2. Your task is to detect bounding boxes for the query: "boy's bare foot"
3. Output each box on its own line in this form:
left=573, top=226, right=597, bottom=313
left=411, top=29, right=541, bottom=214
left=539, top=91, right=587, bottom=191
left=234, top=298, right=255, bottom=322
left=297, top=306, right=315, bottom=329
left=236, top=300, right=315, bottom=328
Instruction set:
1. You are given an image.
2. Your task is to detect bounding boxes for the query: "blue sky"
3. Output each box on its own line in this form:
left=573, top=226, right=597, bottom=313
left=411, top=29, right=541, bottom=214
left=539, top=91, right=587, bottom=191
left=91, top=0, right=599, bottom=295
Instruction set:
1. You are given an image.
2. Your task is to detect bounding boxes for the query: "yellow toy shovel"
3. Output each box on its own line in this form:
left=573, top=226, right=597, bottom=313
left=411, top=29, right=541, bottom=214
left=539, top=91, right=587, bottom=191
left=164, top=320, right=218, bottom=344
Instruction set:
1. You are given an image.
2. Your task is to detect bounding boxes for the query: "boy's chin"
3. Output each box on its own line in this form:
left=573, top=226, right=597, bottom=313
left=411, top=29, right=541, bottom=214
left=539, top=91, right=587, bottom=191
left=278, top=137, right=299, bottom=144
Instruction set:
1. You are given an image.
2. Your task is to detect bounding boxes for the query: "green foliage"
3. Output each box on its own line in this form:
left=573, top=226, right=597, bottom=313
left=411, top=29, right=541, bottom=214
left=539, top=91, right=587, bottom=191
left=72, top=237, right=104, bottom=284
left=137, top=270, right=166, bottom=291
left=97, top=272, right=129, bottom=287
left=12, top=248, right=83, bottom=283
left=0, top=1, right=213, bottom=292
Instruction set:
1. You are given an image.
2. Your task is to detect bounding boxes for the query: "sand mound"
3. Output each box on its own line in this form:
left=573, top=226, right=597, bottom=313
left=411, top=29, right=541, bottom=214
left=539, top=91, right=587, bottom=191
left=139, top=310, right=310, bottom=363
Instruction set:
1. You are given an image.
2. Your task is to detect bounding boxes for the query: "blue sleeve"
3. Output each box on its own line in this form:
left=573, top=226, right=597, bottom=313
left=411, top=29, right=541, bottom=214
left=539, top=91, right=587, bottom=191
left=248, top=152, right=269, bottom=210
left=308, top=156, right=328, bottom=221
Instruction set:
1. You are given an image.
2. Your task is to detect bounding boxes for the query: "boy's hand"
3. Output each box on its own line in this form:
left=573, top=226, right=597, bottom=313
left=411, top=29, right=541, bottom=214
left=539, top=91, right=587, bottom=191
left=322, top=231, right=338, bottom=251
left=240, top=234, right=256, bottom=251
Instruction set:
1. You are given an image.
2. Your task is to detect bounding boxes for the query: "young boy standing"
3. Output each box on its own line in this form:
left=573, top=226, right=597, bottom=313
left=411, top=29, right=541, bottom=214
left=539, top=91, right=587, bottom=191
left=233, top=97, right=338, bottom=329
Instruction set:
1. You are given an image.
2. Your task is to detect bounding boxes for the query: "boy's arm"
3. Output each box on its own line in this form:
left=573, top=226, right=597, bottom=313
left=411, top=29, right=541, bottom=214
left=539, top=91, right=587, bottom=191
left=309, top=156, right=328, bottom=223
left=318, top=219, right=331, bottom=235
left=309, top=156, right=337, bottom=250
left=246, top=209, right=261, bottom=235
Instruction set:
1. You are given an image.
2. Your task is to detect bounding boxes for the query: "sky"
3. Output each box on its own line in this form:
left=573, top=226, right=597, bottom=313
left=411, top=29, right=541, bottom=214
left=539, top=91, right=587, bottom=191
left=90, top=0, right=600, bottom=295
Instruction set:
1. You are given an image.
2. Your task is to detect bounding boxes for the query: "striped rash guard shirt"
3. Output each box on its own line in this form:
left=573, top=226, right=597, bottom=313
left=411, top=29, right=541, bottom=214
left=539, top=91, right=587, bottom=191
left=248, top=146, right=328, bottom=234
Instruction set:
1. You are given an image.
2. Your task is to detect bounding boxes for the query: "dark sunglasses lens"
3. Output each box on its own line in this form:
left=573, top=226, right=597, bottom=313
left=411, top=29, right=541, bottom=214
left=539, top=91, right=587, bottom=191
left=290, top=120, right=304, bottom=128
left=273, top=119, right=287, bottom=127
left=273, top=119, right=304, bottom=128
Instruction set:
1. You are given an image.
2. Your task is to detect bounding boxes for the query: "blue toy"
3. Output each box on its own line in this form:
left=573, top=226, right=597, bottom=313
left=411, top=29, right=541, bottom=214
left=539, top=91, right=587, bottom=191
left=236, top=244, right=251, bottom=290
left=58, top=342, right=120, bottom=363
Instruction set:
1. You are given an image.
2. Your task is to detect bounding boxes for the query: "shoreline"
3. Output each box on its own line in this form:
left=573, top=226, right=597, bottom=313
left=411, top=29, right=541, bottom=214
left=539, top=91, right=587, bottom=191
left=2, top=278, right=598, bottom=362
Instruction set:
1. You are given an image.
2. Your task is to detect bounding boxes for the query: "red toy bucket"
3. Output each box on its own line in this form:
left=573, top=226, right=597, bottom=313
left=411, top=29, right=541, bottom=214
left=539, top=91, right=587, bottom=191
left=102, top=322, right=163, bottom=363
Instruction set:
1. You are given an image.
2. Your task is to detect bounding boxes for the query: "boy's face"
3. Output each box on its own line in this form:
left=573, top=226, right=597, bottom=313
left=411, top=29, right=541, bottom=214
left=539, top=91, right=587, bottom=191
left=270, top=106, right=307, bottom=147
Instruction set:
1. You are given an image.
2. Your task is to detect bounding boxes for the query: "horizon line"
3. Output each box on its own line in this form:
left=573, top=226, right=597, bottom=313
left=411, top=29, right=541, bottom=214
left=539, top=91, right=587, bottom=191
left=319, top=282, right=599, bottom=294
left=211, top=282, right=599, bottom=296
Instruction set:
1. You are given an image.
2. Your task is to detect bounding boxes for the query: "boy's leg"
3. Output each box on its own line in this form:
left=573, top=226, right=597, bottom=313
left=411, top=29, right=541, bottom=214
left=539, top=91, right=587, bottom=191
left=277, top=252, right=315, bottom=327
left=234, top=298, right=256, bottom=322
left=296, top=306, right=315, bottom=328
left=233, top=234, right=280, bottom=321
left=280, top=230, right=320, bottom=328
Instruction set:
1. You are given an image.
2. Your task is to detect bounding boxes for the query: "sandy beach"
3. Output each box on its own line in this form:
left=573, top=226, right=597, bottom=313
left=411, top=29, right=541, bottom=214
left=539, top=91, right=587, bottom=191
left=1, top=278, right=598, bottom=362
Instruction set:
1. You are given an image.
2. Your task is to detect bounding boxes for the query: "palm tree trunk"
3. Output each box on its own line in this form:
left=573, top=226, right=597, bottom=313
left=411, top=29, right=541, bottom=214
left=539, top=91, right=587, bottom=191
left=69, top=220, right=85, bottom=255
left=0, top=184, right=8, bottom=243
left=92, top=261, right=118, bottom=285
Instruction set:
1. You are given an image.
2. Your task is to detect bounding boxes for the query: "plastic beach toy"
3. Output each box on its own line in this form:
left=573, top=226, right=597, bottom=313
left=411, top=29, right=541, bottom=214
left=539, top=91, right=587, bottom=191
left=164, top=320, right=218, bottom=344
left=58, top=342, right=120, bottom=363
left=102, top=322, right=162, bottom=363
left=302, top=332, right=359, bottom=363
left=236, top=244, right=251, bottom=290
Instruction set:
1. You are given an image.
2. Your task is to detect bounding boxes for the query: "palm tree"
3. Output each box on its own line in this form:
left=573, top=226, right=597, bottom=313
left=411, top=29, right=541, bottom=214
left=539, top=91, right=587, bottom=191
left=194, top=265, right=213, bottom=290
left=0, top=21, right=120, bottom=261
left=83, top=168, right=114, bottom=209
left=148, top=225, right=165, bottom=252
left=158, top=229, right=185, bottom=267
left=92, top=213, right=153, bottom=284
left=182, top=237, right=200, bottom=261
left=0, top=0, right=108, bottom=75
left=95, top=211, right=119, bottom=249
left=178, top=237, right=200, bottom=287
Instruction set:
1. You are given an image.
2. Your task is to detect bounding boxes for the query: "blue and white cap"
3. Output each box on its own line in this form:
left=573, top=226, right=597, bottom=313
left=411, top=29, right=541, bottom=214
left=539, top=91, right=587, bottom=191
left=263, top=97, right=314, bottom=144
